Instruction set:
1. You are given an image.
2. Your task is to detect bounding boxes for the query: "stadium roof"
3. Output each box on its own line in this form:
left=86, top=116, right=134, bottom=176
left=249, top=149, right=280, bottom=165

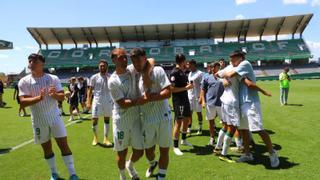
left=0, top=39, right=13, bottom=49
left=27, top=13, right=313, bottom=47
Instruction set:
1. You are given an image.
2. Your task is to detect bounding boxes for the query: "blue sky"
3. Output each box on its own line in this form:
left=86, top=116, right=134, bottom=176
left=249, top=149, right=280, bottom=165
left=0, top=0, right=319, bottom=74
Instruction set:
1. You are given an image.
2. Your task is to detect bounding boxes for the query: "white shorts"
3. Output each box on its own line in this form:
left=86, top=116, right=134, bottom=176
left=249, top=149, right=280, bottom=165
left=142, top=115, right=172, bottom=149
left=189, top=97, right=202, bottom=112
left=206, top=105, right=222, bottom=121
left=33, top=119, right=67, bottom=144
left=221, top=103, right=240, bottom=127
left=240, top=102, right=264, bottom=131
left=113, top=118, right=144, bottom=152
left=92, top=100, right=113, bottom=118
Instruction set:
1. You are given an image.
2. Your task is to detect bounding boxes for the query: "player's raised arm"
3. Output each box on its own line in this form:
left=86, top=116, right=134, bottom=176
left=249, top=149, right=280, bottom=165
left=146, top=86, right=171, bottom=102
left=141, top=58, right=155, bottom=89
left=116, top=98, right=137, bottom=109
left=48, top=88, right=64, bottom=101
left=48, top=80, right=65, bottom=101
left=242, top=77, right=272, bottom=97
left=18, top=77, right=46, bottom=108
left=170, top=83, right=193, bottom=93
left=19, top=89, right=45, bottom=108
left=223, top=70, right=238, bottom=79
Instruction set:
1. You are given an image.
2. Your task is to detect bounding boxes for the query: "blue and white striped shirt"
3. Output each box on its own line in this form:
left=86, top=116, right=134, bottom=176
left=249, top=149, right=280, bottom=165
left=138, top=66, right=172, bottom=124
left=18, top=73, right=63, bottom=127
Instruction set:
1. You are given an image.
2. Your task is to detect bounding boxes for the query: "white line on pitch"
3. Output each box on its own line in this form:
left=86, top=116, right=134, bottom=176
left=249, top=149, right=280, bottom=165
left=4, top=114, right=91, bottom=154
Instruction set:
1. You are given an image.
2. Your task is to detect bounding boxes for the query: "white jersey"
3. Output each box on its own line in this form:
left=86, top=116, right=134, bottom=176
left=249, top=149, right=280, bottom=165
left=188, top=70, right=203, bottom=100
left=218, top=65, right=240, bottom=107
left=108, top=70, right=139, bottom=122
left=89, top=73, right=112, bottom=104
left=137, top=66, right=172, bottom=124
left=18, top=73, right=63, bottom=127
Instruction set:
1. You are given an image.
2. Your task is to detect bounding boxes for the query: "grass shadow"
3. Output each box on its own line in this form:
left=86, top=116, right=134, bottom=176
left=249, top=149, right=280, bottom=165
left=285, top=104, right=303, bottom=107
left=189, top=128, right=221, bottom=137
left=247, top=143, right=299, bottom=170
left=183, top=145, right=214, bottom=155
left=74, top=118, right=91, bottom=123
left=0, top=106, right=12, bottom=109
left=252, top=129, right=276, bottom=135
left=97, top=142, right=114, bottom=148
left=0, top=148, right=12, bottom=154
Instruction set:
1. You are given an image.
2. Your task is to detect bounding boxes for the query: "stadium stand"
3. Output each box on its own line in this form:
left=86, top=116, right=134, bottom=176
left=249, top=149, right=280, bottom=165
left=27, top=14, right=319, bottom=82
left=39, top=39, right=311, bottom=68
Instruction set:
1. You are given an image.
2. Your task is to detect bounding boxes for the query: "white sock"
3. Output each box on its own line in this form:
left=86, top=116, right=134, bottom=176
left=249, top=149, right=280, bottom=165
left=62, top=155, right=76, bottom=176
left=104, top=123, right=110, bottom=137
left=45, top=155, right=58, bottom=174
left=210, top=137, right=214, bottom=141
left=216, top=129, right=226, bottom=149
left=221, top=135, right=232, bottom=156
left=235, top=137, right=243, bottom=148
left=158, top=169, right=167, bottom=180
left=127, top=160, right=133, bottom=168
left=119, top=169, right=126, bottom=180
left=92, top=125, right=98, bottom=134
left=77, top=112, right=81, bottom=119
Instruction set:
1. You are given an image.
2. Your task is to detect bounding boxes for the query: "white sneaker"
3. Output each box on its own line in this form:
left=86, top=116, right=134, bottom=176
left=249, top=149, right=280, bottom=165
left=125, top=161, right=139, bottom=179
left=208, top=139, right=215, bottom=146
left=230, top=147, right=244, bottom=153
left=187, top=128, right=191, bottom=134
left=145, top=161, right=158, bottom=178
left=196, top=130, right=202, bottom=135
left=270, top=150, right=280, bottom=168
left=237, top=153, right=254, bottom=163
left=173, top=147, right=183, bottom=156
left=181, top=140, right=193, bottom=147
left=68, top=116, right=74, bottom=121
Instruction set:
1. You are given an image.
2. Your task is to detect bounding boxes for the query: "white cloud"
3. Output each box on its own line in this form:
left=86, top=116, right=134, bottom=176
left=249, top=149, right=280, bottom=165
left=235, top=14, right=245, bottom=20
left=0, top=54, right=9, bottom=58
left=14, top=46, right=22, bottom=51
left=306, top=40, right=320, bottom=60
left=306, top=40, right=320, bottom=50
left=283, top=0, right=308, bottom=5
left=25, top=45, right=39, bottom=50
left=311, top=0, right=320, bottom=6
left=235, top=0, right=257, bottom=5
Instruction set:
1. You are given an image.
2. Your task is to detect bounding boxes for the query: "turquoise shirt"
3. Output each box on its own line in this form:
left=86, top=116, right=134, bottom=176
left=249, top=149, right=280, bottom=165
left=235, top=60, right=260, bottom=105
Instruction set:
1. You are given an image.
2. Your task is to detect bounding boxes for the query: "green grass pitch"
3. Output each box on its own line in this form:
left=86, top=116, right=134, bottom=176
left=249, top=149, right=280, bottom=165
left=0, top=79, right=320, bottom=179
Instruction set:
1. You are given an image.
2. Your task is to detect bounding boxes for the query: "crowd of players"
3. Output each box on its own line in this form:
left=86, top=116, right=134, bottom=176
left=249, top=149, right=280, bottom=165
left=16, top=48, right=280, bottom=180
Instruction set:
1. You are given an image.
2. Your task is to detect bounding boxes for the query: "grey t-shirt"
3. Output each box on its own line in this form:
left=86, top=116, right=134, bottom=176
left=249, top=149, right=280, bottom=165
left=201, top=75, right=224, bottom=107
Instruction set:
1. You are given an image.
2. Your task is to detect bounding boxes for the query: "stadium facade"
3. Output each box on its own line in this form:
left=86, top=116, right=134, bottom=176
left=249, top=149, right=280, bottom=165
left=26, top=14, right=320, bottom=82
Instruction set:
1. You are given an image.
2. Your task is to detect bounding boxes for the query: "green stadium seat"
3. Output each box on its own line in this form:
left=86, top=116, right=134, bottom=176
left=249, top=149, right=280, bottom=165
left=41, top=39, right=311, bottom=68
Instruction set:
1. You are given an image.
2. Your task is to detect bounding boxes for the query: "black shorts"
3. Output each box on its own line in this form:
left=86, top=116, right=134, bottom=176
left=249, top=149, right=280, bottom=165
left=172, top=98, right=191, bottom=120
left=68, top=97, right=79, bottom=107
left=78, top=94, right=86, bottom=103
